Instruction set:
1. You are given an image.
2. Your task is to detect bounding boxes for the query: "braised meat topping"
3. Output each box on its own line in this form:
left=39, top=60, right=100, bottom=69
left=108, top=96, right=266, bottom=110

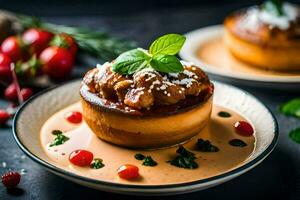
left=83, top=62, right=210, bottom=110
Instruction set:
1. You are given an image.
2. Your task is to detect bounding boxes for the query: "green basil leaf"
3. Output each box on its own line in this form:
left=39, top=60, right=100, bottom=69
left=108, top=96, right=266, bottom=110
left=289, top=127, right=300, bottom=144
left=149, top=34, right=186, bottom=55
left=150, top=54, right=184, bottom=73
left=263, top=0, right=283, bottom=16
left=279, top=98, right=300, bottom=119
left=112, top=49, right=151, bottom=75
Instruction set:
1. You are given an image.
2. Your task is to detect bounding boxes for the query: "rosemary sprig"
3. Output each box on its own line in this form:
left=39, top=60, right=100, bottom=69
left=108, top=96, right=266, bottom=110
left=17, top=15, right=137, bottom=61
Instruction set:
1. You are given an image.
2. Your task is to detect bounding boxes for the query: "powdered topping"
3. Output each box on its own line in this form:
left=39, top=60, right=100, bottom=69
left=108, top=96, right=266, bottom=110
left=240, top=3, right=299, bottom=30
left=82, top=61, right=210, bottom=110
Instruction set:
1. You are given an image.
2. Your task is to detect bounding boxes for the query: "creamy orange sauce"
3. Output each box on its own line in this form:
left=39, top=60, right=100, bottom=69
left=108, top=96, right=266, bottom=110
left=40, top=102, right=255, bottom=185
left=197, top=37, right=300, bottom=77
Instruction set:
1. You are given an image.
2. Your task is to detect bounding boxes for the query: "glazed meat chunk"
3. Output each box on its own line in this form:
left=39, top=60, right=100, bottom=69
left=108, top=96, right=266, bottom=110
left=124, top=88, right=154, bottom=109
left=82, top=63, right=211, bottom=110
left=114, top=80, right=133, bottom=101
left=95, top=63, right=130, bottom=99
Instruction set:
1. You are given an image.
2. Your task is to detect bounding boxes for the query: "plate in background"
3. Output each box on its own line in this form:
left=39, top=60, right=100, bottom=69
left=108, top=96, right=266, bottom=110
left=179, top=25, right=300, bottom=90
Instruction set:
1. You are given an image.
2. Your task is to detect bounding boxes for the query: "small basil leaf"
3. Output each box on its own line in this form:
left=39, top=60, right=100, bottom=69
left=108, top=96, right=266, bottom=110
left=289, top=127, right=300, bottom=144
left=112, top=49, right=151, bottom=75
left=149, top=34, right=186, bottom=55
left=279, top=98, right=300, bottom=119
left=150, top=54, right=184, bottom=73
left=263, top=0, right=284, bottom=16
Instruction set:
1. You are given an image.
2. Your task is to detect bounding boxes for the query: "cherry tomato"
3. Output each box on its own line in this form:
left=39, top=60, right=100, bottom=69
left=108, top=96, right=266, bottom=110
left=0, top=109, right=10, bottom=124
left=39, top=46, right=74, bottom=79
left=117, top=164, right=139, bottom=180
left=22, top=28, right=54, bottom=55
left=58, top=33, right=77, bottom=56
left=0, top=53, right=12, bottom=82
left=4, top=83, right=18, bottom=102
left=234, top=121, right=254, bottom=137
left=69, top=149, right=94, bottom=167
left=20, top=88, right=33, bottom=101
left=1, top=36, right=23, bottom=62
left=0, top=53, right=12, bottom=67
left=65, top=111, right=82, bottom=124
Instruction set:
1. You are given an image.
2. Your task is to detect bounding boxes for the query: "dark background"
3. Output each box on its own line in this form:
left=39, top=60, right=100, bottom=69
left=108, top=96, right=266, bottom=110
left=1, top=0, right=300, bottom=200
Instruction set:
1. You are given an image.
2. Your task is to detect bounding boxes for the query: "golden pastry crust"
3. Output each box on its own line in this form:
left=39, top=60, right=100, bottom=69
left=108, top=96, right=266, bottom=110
left=80, top=63, right=213, bottom=149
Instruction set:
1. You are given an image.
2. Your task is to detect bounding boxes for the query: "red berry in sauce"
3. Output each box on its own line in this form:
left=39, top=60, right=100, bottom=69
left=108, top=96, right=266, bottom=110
left=4, top=83, right=18, bottom=102
left=1, top=171, right=21, bottom=188
left=0, top=109, right=10, bottom=124
left=69, top=150, right=94, bottom=167
left=117, top=164, right=139, bottom=180
left=65, top=111, right=82, bottom=124
left=234, top=121, right=254, bottom=137
left=20, top=88, right=33, bottom=101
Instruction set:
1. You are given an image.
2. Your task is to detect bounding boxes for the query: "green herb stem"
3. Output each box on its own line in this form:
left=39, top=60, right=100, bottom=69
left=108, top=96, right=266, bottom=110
left=17, top=14, right=137, bottom=61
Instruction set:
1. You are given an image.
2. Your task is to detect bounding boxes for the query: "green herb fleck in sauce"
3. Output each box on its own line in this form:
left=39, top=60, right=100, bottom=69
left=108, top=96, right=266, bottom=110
left=134, top=153, right=146, bottom=160
left=50, top=133, right=69, bottom=147
left=196, top=139, right=219, bottom=152
left=289, top=127, right=300, bottom=144
left=52, top=130, right=63, bottom=135
left=134, top=154, right=157, bottom=166
left=90, top=158, right=105, bottom=169
left=142, top=156, right=158, bottom=167
left=218, top=111, right=231, bottom=118
left=229, top=139, right=247, bottom=147
left=168, top=146, right=198, bottom=169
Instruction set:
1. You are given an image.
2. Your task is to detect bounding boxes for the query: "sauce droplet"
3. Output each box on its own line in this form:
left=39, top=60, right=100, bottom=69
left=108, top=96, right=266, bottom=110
left=69, top=149, right=93, bottom=167
left=65, top=111, right=82, bottom=124
left=229, top=139, right=247, bottom=147
left=234, top=121, right=254, bottom=136
left=117, top=164, right=139, bottom=180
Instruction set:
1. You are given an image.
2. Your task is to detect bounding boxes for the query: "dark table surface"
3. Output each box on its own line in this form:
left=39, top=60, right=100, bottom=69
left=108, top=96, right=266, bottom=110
left=1, top=2, right=300, bottom=200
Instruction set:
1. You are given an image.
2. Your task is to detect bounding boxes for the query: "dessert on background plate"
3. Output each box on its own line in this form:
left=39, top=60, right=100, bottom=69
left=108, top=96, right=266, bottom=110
left=179, top=0, right=300, bottom=89
left=224, top=0, right=300, bottom=71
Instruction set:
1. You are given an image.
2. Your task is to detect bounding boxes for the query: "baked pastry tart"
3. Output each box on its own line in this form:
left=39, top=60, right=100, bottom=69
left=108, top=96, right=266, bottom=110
left=80, top=34, right=213, bottom=149
left=224, top=1, right=300, bottom=71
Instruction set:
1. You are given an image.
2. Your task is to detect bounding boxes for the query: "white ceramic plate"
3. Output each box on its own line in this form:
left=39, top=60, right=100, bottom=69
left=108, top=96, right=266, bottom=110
left=179, top=25, right=300, bottom=89
left=13, top=80, right=278, bottom=195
